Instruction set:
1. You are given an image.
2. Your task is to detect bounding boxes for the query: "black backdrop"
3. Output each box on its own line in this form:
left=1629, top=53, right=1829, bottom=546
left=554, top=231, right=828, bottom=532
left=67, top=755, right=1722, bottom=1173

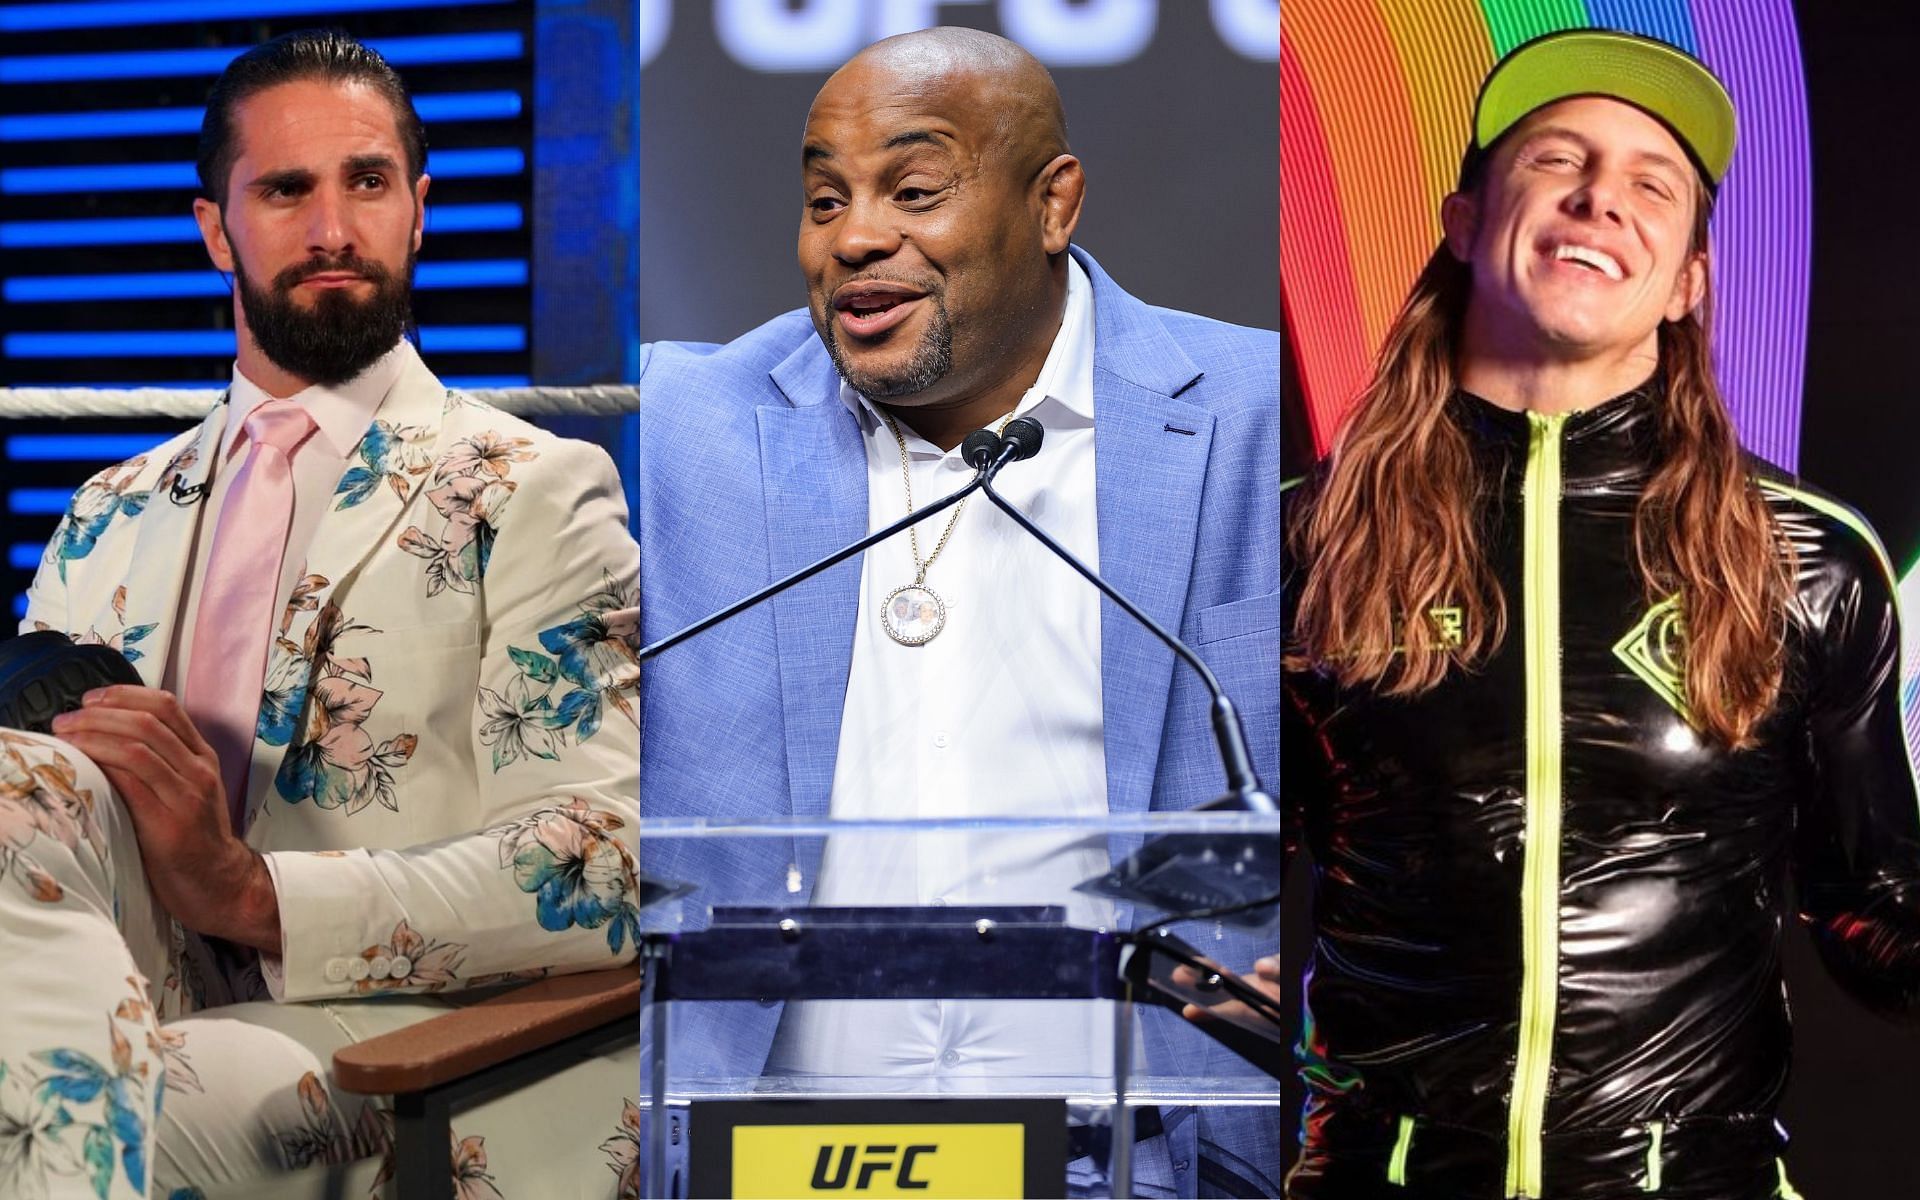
left=1279, top=4, right=1920, bottom=1193
left=639, top=3, right=1279, bottom=344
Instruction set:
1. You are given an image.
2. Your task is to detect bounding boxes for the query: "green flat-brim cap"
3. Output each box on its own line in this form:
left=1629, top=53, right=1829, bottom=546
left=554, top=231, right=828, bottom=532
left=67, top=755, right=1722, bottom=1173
left=1473, top=29, right=1736, bottom=189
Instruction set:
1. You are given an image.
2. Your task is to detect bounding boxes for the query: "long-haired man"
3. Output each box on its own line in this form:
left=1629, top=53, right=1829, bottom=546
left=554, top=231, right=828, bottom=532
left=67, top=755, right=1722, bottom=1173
left=1283, top=30, right=1920, bottom=1197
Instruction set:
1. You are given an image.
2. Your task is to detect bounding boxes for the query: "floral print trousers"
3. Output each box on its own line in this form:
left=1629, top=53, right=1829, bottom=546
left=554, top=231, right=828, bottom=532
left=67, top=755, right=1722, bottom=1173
left=0, top=729, right=639, bottom=1200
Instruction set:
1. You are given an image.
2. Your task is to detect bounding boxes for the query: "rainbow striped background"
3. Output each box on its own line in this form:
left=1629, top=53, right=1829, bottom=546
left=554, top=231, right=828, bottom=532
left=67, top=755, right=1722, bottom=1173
left=1282, top=1, right=1809, bottom=469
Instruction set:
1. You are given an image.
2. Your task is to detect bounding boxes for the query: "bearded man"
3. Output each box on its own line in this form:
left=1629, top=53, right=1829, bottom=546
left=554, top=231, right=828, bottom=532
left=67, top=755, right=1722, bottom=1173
left=1283, top=29, right=1920, bottom=1198
left=1, top=30, right=638, bottom=1198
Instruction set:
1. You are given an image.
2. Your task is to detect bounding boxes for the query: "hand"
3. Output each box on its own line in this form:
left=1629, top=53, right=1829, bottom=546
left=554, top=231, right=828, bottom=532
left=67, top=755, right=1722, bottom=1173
left=52, top=685, right=282, bottom=953
left=1178, top=955, right=1281, bottom=1037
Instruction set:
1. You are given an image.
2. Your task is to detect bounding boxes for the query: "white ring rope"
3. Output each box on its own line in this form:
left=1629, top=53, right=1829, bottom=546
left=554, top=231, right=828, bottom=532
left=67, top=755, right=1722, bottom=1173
left=0, top=385, right=638, bottom=420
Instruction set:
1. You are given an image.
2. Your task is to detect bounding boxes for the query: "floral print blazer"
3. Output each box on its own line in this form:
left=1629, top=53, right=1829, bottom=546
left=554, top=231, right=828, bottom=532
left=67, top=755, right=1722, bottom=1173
left=21, top=345, right=639, bottom=1005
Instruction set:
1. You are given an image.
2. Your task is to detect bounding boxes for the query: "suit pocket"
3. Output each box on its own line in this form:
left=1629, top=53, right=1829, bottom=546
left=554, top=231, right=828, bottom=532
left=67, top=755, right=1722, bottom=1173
left=1192, top=592, right=1280, bottom=646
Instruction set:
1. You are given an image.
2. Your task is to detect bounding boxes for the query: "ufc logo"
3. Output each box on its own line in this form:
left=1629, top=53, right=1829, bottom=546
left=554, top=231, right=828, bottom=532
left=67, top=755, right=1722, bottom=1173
left=809, top=1143, right=938, bottom=1190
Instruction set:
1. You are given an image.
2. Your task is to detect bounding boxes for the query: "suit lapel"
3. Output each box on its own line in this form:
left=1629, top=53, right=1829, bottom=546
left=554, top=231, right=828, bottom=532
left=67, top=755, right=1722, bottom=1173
left=762, top=339, right=867, bottom=824
left=1082, top=251, right=1213, bottom=815
left=119, top=400, right=228, bottom=687
left=292, top=348, right=447, bottom=606
left=242, top=351, right=447, bottom=823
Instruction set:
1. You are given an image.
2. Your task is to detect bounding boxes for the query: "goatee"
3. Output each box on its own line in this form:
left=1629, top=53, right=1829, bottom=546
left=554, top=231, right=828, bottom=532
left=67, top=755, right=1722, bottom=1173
left=235, top=249, right=415, bottom=387
left=822, top=292, right=954, bottom=398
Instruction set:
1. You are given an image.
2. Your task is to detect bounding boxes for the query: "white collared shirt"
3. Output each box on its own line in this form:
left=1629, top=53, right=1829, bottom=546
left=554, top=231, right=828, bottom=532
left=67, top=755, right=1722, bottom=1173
left=768, top=258, right=1121, bottom=1087
left=162, top=341, right=408, bottom=693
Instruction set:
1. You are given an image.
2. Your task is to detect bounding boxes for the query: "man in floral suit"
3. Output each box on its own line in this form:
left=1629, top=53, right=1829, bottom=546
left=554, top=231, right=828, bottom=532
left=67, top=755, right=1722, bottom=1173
left=0, top=31, right=638, bottom=1199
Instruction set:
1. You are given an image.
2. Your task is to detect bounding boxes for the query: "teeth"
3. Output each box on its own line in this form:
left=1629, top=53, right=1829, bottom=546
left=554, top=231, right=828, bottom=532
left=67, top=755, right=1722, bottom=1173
left=1552, top=244, right=1623, bottom=280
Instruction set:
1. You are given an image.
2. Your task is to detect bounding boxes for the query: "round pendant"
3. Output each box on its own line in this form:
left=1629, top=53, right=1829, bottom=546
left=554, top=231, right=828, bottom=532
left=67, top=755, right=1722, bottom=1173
left=881, top=583, right=946, bottom=646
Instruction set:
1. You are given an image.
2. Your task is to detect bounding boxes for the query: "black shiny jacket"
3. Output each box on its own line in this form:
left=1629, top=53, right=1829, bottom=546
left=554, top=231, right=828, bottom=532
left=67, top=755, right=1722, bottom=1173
left=1281, top=386, right=1920, bottom=1199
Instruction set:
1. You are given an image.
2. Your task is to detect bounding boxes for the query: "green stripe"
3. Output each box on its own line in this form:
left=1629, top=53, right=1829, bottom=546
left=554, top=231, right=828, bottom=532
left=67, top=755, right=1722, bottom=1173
left=1776, top=1158, right=1803, bottom=1200
left=1506, top=412, right=1567, bottom=1198
left=1757, top=477, right=1896, bottom=593
left=1281, top=474, right=1308, bottom=494
left=1481, top=3, right=1590, bottom=57
left=1643, top=1121, right=1664, bottom=1192
left=1387, top=1115, right=1415, bottom=1185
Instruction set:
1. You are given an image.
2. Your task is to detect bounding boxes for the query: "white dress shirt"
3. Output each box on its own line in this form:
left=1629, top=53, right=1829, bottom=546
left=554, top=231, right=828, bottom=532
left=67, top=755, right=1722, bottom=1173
left=768, top=258, right=1128, bottom=1090
left=162, top=342, right=407, bottom=694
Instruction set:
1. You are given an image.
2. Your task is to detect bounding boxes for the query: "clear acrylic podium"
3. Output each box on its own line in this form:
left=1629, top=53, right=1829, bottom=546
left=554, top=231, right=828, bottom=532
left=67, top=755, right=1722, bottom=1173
left=638, top=812, right=1283, bottom=1199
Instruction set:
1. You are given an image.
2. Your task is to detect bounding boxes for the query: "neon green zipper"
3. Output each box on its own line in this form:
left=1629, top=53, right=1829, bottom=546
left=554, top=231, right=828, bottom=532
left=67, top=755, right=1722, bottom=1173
left=1506, top=412, right=1567, bottom=1197
left=1387, top=1115, right=1416, bottom=1185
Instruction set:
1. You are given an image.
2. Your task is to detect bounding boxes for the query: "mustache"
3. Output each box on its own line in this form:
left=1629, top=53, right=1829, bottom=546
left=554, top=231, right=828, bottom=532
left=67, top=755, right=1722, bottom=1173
left=270, top=254, right=395, bottom=292
left=825, top=269, right=940, bottom=294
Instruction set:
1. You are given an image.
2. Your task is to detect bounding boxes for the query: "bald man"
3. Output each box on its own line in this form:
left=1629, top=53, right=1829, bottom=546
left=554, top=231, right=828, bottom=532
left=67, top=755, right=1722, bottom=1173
left=639, top=29, right=1280, bottom=1198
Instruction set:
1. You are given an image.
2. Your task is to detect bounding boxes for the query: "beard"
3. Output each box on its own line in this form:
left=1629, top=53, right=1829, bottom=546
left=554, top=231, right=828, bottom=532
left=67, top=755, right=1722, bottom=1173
left=820, top=291, right=954, bottom=398
left=235, top=247, right=416, bottom=387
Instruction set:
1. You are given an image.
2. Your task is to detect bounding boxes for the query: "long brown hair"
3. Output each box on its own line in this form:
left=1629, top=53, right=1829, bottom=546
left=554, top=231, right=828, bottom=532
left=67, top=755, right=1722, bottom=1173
left=1287, top=194, right=1792, bottom=748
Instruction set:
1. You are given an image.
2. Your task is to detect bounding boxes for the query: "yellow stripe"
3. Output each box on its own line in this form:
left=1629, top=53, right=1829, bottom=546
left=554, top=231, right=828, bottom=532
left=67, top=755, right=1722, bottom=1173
left=1776, top=1158, right=1804, bottom=1200
left=1643, top=1121, right=1664, bottom=1192
left=1377, top=0, right=1495, bottom=211
left=1506, top=412, right=1566, bottom=1198
left=1387, top=1115, right=1416, bottom=1185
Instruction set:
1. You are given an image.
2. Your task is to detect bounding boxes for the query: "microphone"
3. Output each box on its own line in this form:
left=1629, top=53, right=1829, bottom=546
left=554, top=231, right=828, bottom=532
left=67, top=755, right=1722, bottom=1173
left=639, top=421, right=1025, bottom=662
left=961, top=428, right=1001, bottom=471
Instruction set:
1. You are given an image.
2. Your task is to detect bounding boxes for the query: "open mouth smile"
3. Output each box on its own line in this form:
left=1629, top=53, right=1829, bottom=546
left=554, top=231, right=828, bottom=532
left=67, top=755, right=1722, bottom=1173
left=1544, top=241, right=1626, bottom=281
left=831, top=281, right=926, bottom=338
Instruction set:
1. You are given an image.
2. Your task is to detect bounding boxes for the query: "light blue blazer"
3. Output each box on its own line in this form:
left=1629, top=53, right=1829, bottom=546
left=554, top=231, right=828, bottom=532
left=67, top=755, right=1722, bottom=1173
left=638, top=248, right=1281, bottom=1195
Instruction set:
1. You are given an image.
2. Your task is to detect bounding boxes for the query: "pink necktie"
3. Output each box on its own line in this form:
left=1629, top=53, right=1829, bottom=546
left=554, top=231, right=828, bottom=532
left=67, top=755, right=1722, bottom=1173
left=182, top=399, right=316, bottom=834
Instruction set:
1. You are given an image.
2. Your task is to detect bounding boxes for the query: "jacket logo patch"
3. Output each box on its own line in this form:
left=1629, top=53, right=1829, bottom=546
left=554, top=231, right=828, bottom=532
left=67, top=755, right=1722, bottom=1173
left=1612, top=595, right=1692, bottom=721
left=1428, top=606, right=1464, bottom=648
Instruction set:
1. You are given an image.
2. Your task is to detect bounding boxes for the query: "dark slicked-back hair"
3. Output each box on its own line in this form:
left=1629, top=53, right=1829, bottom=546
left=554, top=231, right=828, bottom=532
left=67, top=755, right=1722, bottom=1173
left=197, top=29, right=427, bottom=208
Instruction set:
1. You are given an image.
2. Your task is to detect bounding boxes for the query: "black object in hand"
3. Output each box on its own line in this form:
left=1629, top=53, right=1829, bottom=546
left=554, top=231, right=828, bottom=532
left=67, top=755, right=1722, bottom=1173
left=0, top=631, right=142, bottom=735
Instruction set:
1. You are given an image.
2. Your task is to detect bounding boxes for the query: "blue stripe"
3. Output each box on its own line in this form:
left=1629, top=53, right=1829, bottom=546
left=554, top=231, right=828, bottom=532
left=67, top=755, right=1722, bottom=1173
left=1, top=0, right=513, bottom=33
left=0, top=91, right=521, bottom=142
left=2, top=203, right=522, bottom=247
left=6, top=260, right=529, bottom=302
left=8, top=545, right=46, bottom=571
left=8, top=490, right=76, bottom=515
left=12, top=595, right=26, bottom=621
left=2, top=147, right=525, bottom=195
left=1582, top=3, right=1697, bottom=54
left=7, top=435, right=166, bottom=461
left=4, top=326, right=525, bottom=358
left=0, top=32, right=523, bottom=83
left=427, top=204, right=525, bottom=233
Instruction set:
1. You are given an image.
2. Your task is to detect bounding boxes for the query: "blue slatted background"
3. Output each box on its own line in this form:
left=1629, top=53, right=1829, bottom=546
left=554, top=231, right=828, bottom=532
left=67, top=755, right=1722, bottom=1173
left=1, top=0, right=538, bottom=626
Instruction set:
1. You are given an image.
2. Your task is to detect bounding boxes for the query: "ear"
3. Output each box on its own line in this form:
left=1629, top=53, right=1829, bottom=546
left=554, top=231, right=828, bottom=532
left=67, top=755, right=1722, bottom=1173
left=1440, top=190, right=1478, bottom=263
left=1035, top=154, right=1084, bottom=255
left=1666, top=250, right=1707, bottom=321
left=192, top=197, right=235, bottom=273
left=411, top=173, right=431, bottom=254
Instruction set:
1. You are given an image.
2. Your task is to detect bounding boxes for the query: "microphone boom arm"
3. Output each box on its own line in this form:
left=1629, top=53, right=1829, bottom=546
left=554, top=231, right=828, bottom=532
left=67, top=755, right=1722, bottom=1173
left=639, top=474, right=985, bottom=662
left=977, top=476, right=1275, bottom=812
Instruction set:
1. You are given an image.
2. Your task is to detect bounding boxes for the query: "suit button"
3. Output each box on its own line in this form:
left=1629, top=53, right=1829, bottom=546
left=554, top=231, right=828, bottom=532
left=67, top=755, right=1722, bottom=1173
left=368, top=956, right=392, bottom=980
left=347, top=958, right=371, bottom=982
left=324, top=959, right=349, bottom=983
left=389, top=955, right=412, bottom=979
